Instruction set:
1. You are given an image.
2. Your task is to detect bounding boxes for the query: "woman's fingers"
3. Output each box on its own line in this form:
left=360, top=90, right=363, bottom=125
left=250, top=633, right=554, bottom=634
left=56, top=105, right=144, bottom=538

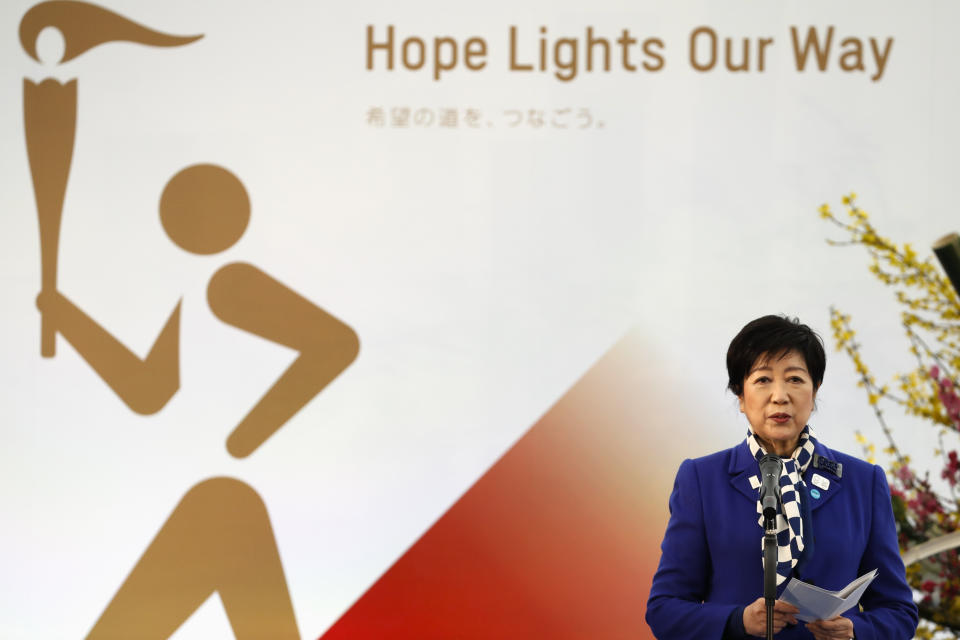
left=773, top=600, right=799, bottom=625
left=742, top=598, right=801, bottom=634
left=806, top=615, right=854, bottom=639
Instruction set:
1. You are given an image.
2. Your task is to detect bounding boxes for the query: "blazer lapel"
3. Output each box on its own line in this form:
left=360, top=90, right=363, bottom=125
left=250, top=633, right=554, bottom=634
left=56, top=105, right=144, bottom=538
left=728, top=440, right=761, bottom=503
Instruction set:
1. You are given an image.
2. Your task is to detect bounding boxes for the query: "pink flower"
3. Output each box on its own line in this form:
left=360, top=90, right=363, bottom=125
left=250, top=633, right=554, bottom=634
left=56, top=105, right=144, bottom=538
left=941, top=450, right=960, bottom=487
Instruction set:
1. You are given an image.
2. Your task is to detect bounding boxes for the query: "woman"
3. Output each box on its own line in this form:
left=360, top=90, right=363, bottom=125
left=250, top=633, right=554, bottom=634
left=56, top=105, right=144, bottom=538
left=645, top=316, right=918, bottom=639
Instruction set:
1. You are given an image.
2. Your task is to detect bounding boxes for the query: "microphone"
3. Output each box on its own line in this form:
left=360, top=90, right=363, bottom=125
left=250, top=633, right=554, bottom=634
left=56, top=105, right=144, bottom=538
left=758, top=454, right=782, bottom=524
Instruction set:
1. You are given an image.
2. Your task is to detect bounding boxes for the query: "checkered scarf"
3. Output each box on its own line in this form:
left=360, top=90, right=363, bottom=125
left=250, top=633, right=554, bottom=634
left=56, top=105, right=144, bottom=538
left=746, top=426, right=817, bottom=585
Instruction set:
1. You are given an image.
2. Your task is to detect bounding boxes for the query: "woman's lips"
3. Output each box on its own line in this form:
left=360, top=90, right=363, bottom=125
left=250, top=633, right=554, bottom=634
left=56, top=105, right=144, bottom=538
left=769, top=413, right=791, bottom=424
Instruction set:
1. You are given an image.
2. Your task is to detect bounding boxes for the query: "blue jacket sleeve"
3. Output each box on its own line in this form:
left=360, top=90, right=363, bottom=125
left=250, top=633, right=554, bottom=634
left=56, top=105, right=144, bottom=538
left=845, top=465, right=918, bottom=640
left=646, top=459, right=740, bottom=639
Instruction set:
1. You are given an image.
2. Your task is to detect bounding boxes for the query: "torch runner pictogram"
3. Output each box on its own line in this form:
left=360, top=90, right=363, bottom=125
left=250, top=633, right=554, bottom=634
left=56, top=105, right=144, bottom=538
left=19, top=5, right=365, bottom=638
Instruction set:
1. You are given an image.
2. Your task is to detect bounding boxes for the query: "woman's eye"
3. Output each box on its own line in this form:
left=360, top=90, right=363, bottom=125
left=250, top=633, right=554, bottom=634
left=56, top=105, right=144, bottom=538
left=789, top=376, right=806, bottom=383
left=754, top=376, right=770, bottom=383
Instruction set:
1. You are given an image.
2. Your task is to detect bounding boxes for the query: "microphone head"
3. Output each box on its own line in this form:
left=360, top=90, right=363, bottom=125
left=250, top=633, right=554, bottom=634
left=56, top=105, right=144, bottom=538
left=759, top=453, right=782, bottom=474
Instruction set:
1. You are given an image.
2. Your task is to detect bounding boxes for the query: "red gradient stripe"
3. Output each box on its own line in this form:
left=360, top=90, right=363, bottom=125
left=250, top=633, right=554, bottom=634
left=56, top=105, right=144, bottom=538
left=320, top=329, right=688, bottom=638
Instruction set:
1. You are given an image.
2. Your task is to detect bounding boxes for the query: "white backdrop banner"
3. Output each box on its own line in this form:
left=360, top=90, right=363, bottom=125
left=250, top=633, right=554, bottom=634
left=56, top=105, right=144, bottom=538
left=1, top=1, right=957, bottom=638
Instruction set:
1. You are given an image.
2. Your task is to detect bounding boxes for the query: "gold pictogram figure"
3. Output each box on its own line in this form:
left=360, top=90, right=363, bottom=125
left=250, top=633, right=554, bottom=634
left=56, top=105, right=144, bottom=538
left=87, top=478, right=301, bottom=640
left=22, top=3, right=359, bottom=638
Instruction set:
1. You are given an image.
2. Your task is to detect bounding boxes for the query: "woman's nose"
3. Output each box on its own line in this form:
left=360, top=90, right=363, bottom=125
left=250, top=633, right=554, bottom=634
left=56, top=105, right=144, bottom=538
left=771, top=381, right=788, bottom=403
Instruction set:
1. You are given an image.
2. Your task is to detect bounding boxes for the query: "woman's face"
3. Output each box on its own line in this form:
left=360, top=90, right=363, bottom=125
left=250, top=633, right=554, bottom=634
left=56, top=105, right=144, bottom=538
left=738, top=350, right=816, bottom=456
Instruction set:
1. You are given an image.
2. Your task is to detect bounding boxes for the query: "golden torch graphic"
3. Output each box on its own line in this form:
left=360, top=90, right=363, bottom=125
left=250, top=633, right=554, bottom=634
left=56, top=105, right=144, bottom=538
left=20, top=0, right=201, bottom=356
left=24, top=76, right=75, bottom=356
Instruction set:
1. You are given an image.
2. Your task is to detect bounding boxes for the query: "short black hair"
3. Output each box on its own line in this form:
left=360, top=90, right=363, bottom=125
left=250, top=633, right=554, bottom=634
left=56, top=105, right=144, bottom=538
left=726, top=315, right=825, bottom=397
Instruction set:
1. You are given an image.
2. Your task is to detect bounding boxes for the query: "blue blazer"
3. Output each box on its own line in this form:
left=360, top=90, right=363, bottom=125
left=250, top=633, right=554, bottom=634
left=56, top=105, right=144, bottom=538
left=645, top=439, right=918, bottom=639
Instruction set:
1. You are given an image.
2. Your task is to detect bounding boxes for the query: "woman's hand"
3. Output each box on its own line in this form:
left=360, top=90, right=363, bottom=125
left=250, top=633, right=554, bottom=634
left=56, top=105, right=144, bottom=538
left=806, top=615, right=854, bottom=639
left=742, top=598, right=799, bottom=636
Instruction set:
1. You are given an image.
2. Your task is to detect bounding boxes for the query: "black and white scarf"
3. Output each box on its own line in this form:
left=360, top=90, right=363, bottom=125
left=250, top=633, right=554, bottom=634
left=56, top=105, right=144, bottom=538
left=746, top=426, right=817, bottom=585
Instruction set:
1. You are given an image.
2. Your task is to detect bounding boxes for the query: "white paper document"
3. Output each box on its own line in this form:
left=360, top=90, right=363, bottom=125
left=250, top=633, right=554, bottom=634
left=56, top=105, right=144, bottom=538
left=779, top=569, right=878, bottom=622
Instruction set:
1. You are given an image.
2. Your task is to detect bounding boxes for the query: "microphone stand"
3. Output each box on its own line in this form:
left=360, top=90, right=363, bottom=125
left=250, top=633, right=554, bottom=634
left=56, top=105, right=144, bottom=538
left=763, top=513, right=778, bottom=640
